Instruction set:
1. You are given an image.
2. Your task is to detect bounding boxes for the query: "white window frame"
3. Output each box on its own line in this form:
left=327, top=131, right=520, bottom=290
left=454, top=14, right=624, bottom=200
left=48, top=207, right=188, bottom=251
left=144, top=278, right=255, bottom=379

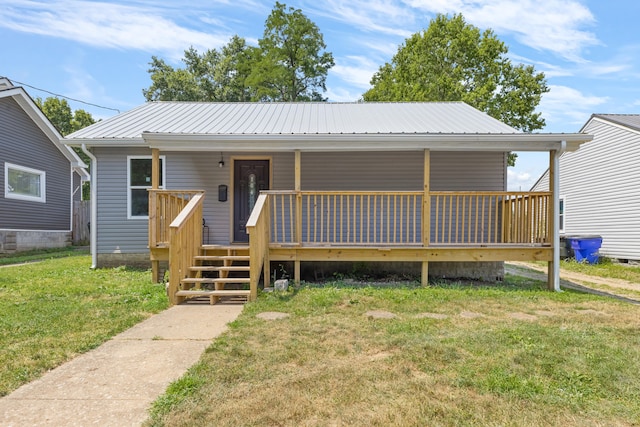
left=559, top=195, right=565, bottom=234
left=127, top=155, right=165, bottom=219
left=4, top=162, right=46, bottom=203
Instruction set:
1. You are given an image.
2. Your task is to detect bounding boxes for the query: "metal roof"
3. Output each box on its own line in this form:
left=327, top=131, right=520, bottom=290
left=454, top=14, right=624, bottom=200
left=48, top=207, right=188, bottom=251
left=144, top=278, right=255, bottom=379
left=591, top=114, right=640, bottom=132
left=67, top=101, right=518, bottom=139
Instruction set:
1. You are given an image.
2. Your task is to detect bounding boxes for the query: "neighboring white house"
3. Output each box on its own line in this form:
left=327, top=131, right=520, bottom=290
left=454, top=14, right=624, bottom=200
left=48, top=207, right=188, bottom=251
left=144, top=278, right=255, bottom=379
left=532, top=114, right=640, bottom=261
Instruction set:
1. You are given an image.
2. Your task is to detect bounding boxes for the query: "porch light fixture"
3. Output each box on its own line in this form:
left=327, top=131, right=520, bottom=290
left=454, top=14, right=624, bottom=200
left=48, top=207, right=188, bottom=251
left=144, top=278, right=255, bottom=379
left=218, top=153, right=225, bottom=168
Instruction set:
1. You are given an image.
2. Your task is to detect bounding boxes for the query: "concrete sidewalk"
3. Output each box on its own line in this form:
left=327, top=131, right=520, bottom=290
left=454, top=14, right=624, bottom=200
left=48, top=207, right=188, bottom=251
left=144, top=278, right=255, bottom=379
left=0, top=302, right=244, bottom=426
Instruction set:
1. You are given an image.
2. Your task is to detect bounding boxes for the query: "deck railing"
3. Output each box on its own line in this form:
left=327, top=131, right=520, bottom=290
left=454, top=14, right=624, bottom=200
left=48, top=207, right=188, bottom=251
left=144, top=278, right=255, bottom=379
left=501, top=192, right=551, bottom=244
left=148, top=189, right=205, bottom=248
left=265, top=190, right=551, bottom=246
left=167, top=193, right=204, bottom=305
left=267, top=191, right=423, bottom=245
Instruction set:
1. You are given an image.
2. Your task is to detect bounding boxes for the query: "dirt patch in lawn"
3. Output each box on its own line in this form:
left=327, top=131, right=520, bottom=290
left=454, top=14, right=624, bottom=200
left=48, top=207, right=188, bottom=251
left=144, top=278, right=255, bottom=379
left=506, top=262, right=640, bottom=305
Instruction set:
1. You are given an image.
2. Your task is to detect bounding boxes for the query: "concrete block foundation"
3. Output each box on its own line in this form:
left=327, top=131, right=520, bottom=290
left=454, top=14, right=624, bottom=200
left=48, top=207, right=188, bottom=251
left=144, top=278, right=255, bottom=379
left=0, top=230, right=71, bottom=253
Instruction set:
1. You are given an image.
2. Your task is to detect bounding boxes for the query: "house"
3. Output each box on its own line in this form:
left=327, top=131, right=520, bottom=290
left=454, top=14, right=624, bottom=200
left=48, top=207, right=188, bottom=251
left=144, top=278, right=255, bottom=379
left=532, top=114, right=640, bottom=261
left=64, top=101, right=591, bottom=304
left=0, top=78, right=89, bottom=252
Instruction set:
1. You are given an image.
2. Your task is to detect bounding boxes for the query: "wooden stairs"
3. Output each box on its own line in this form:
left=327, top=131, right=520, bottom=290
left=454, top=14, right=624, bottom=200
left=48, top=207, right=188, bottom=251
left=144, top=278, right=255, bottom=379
left=175, top=245, right=251, bottom=304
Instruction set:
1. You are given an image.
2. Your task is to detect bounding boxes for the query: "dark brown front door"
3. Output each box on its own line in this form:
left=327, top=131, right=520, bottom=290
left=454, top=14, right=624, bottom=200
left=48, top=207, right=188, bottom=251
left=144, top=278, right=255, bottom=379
left=233, top=160, right=270, bottom=242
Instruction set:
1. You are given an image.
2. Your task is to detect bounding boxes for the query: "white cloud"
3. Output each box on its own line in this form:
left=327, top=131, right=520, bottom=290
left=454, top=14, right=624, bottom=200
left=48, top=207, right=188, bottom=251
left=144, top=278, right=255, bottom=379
left=330, top=56, right=380, bottom=89
left=539, top=84, right=608, bottom=129
left=311, top=0, right=415, bottom=37
left=507, top=168, right=535, bottom=191
left=405, top=0, right=599, bottom=62
left=325, top=87, right=362, bottom=102
left=0, top=1, right=233, bottom=58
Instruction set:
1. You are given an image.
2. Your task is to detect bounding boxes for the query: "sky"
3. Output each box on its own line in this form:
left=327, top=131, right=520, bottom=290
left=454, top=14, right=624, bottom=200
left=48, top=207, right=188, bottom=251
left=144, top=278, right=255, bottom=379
left=2, top=0, right=639, bottom=190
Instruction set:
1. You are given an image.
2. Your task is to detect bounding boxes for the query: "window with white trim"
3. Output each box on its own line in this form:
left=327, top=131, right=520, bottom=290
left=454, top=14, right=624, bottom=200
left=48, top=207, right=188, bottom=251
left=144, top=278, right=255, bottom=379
left=128, top=156, right=164, bottom=218
left=559, top=196, right=565, bottom=233
left=4, top=162, right=46, bottom=203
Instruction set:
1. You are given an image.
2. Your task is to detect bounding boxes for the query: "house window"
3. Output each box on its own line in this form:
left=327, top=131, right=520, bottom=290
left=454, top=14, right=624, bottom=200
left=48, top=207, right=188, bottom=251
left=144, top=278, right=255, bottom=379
left=559, top=196, right=565, bottom=233
left=4, top=162, right=46, bottom=203
left=128, top=156, right=164, bottom=218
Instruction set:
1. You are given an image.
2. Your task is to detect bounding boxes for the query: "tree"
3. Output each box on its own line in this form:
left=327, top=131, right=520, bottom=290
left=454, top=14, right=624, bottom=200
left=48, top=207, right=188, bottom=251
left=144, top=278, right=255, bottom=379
left=363, top=14, right=549, bottom=166
left=247, top=2, right=334, bottom=101
left=143, top=3, right=334, bottom=102
left=143, top=36, right=256, bottom=102
left=35, top=97, right=95, bottom=136
left=35, top=97, right=95, bottom=199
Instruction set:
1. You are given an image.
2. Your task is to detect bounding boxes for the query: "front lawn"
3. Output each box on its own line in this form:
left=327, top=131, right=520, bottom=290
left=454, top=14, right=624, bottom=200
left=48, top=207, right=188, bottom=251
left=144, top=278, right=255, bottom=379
left=147, top=279, right=640, bottom=426
left=0, top=251, right=168, bottom=396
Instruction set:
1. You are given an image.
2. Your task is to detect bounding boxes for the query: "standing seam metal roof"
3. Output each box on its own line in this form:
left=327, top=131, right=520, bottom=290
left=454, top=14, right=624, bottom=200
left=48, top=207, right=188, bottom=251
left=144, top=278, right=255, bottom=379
left=67, top=101, right=518, bottom=140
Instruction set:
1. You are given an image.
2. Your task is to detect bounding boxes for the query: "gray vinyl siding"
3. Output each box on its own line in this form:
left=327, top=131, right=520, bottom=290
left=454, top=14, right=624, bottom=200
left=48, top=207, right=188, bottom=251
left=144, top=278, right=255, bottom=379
left=301, top=152, right=505, bottom=191
left=93, top=149, right=293, bottom=254
left=94, top=147, right=151, bottom=254
left=0, top=96, right=71, bottom=230
left=94, top=149, right=505, bottom=254
left=555, top=118, right=640, bottom=260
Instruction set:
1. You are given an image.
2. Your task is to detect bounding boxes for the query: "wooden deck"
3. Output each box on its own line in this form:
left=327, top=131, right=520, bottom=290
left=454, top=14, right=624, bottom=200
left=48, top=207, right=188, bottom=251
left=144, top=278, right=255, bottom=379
left=148, top=189, right=554, bottom=304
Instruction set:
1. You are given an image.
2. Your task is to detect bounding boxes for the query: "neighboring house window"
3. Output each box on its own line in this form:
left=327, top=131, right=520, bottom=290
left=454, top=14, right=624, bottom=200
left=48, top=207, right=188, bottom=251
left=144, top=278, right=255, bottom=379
left=559, top=196, right=565, bottom=233
left=4, top=162, right=46, bottom=203
left=128, top=156, right=164, bottom=218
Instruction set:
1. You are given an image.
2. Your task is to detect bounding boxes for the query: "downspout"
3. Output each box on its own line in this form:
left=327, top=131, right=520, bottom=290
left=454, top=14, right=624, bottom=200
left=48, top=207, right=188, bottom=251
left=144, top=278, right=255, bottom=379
left=81, top=144, right=97, bottom=269
left=552, top=140, right=567, bottom=291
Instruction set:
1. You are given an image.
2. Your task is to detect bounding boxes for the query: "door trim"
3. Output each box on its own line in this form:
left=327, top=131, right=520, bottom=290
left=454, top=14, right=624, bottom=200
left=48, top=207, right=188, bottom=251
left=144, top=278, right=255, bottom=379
left=229, top=156, right=273, bottom=243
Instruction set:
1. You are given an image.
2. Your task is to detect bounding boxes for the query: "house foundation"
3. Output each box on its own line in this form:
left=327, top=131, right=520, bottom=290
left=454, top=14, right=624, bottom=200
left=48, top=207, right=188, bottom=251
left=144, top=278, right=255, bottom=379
left=0, top=230, right=71, bottom=253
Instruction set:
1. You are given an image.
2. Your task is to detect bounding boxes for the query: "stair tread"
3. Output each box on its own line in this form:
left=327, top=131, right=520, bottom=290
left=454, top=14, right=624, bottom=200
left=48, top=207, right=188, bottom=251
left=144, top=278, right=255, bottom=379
left=181, top=277, right=250, bottom=283
left=194, top=255, right=250, bottom=261
left=189, top=266, right=251, bottom=271
left=176, top=289, right=250, bottom=296
left=201, top=245, right=249, bottom=250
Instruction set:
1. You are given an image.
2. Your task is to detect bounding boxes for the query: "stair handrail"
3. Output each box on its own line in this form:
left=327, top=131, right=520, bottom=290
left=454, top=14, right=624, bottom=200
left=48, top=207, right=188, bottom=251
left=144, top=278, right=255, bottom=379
left=246, top=193, right=270, bottom=301
left=167, top=193, right=205, bottom=305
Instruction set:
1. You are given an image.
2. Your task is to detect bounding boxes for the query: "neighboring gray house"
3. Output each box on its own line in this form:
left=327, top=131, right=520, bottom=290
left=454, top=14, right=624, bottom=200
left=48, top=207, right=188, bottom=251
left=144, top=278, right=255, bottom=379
left=65, top=101, right=589, bottom=295
left=0, top=78, right=89, bottom=252
left=532, top=114, right=640, bottom=261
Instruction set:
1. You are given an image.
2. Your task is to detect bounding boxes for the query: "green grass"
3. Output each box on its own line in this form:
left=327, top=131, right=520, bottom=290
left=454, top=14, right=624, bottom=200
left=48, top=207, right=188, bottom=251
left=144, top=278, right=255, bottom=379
left=0, top=251, right=168, bottom=396
left=0, top=246, right=84, bottom=266
left=146, top=279, right=640, bottom=426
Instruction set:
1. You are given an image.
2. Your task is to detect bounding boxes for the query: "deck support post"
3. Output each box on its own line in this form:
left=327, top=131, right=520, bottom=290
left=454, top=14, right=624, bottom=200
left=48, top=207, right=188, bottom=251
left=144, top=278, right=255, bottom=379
left=294, top=150, right=302, bottom=285
left=548, top=147, right=561, bottom=291
left=422, top=149, right=431, bottom=286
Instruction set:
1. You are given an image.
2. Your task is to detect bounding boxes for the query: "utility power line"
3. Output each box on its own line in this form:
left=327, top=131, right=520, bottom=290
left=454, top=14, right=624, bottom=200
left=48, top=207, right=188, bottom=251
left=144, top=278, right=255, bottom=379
left=3, top=76, right=121, bottom=113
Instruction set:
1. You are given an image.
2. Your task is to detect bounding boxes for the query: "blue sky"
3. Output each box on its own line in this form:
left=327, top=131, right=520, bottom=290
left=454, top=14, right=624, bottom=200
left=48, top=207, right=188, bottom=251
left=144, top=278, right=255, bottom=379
left=2, top=0, right=638, bottom=190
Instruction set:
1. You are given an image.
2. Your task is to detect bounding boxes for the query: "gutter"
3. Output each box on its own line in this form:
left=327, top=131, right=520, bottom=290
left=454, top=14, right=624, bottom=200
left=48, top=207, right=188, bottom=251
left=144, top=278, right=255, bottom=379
left=81, top=144, right=97, bottom=269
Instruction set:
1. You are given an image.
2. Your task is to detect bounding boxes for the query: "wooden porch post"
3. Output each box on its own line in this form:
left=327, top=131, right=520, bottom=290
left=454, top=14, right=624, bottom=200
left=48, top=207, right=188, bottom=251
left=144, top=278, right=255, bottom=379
left=150, top=148, right=161, bottom=282
left=422, top=149, right=431, bottom=286
left=548, top=149, right=560, bottom=291
left=294, top=150, right=302, bottom=284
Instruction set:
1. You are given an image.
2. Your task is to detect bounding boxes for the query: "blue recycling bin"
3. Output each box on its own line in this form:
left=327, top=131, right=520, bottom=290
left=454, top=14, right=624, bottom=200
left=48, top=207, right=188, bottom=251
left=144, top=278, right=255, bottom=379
left=569, top=236, right=602, bottom=264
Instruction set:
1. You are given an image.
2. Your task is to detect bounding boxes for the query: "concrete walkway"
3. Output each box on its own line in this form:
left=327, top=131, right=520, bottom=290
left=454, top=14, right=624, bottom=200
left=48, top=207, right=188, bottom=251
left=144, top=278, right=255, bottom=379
left=0, top=301, right=244, bottom=426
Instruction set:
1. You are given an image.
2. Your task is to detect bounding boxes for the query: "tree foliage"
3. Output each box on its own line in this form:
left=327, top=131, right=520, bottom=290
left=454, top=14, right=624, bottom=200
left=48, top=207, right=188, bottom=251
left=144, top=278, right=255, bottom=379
left=143, top=2, right=333, bottom=102
left=363, top=14, right=549, bottom=165
left=143, top=36, right=256, bottom=102
left=35, top=97, right=95, bottom=136
left=248, top=2, right=334, bottom=101
left=35, top=97, right=95, bottom=198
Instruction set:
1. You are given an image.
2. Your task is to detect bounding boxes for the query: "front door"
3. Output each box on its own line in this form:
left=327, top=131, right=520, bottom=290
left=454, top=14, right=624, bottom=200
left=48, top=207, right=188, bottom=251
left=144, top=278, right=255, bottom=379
left=233, top=160, right=270, bottom=242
